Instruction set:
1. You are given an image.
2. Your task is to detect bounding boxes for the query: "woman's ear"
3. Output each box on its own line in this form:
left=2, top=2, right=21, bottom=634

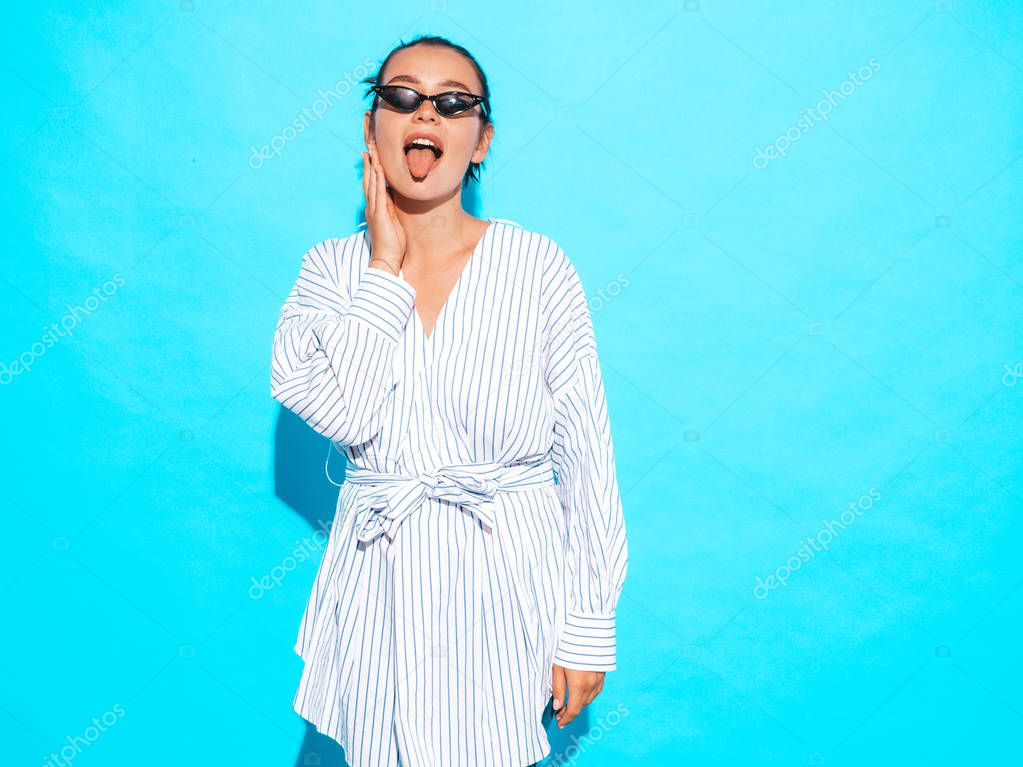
left=363, top=110, right=374, bottom=148
left=472, top=121, right=494, bottom=164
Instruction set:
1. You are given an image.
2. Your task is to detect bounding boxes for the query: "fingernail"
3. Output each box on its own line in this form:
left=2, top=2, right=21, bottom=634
left=552, top=698, right=561, bottom=709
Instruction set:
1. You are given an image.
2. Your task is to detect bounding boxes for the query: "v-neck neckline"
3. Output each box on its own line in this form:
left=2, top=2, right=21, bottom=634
left=405, top=219, right=497, bottom=345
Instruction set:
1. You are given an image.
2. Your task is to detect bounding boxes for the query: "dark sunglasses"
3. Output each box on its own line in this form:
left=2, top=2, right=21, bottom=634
left=370, top=84, right=489, bottom=118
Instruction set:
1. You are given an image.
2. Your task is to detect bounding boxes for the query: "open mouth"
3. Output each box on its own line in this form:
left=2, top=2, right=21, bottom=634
left=404, top=139, right=443, bottom=180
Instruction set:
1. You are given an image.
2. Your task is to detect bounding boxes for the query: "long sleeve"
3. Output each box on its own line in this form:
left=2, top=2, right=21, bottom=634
left=270, top=238, right=416, bottom=445
left=543, top=245, right=628, bottom=673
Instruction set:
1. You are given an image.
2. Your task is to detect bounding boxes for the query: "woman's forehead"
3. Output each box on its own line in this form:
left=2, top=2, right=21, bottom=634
left=383, top=47, right=480, bottom=92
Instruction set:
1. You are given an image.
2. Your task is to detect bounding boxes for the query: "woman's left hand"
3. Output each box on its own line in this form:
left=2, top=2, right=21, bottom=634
left=551, top=663, right=605, bottom=728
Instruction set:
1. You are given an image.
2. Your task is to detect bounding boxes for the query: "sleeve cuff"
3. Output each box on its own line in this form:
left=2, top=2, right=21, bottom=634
left=553, top=610, right=617, bottom=672
left=346, top=266, right=416, bottom=343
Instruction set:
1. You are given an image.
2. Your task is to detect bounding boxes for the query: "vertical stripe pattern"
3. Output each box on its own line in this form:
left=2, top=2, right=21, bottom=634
left=271, top=219, right=628, bottom=766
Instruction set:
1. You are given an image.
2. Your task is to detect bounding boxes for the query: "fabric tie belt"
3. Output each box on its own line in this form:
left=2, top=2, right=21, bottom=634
left=343, top=457, right=555, bottom=543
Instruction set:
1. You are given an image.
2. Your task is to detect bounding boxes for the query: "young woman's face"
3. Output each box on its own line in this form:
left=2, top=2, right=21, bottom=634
left=364, top=45, right=492, bottom=201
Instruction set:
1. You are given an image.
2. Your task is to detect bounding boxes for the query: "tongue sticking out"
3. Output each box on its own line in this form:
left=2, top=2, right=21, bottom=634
left=406, top=147, right=440, bottom=179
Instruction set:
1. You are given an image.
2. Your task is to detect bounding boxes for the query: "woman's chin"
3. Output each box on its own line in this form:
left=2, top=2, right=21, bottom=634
left=390, top=175, right=458, bottom=202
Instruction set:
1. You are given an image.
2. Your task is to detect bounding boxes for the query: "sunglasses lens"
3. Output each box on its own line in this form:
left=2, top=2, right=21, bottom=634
left=378, top=86, right=420, bottom=111
left=435, top=94, right=475, bottom=115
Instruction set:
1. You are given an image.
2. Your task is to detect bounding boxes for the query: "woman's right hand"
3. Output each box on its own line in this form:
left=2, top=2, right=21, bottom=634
left=362, top=140, right=406, bottom=275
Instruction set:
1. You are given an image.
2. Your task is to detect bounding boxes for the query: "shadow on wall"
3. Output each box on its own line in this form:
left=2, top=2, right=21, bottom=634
left=288, top=707, right=584, bottom=767
left=293, top=722, right=350, bottom=767
left=273, top=405, right=346, bottom=532
left=272, top=405, right=350, bottom=766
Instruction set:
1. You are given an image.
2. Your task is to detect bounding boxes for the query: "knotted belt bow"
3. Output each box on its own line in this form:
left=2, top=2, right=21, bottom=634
left=344, top=457, right=555, bottom=543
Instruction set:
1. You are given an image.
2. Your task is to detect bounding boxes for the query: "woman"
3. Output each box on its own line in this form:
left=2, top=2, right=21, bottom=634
left=271, top=34, right=628, bottom=767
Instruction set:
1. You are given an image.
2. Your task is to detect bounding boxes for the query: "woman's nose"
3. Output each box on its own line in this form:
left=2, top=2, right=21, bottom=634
left=413, top=99, right=441, bottom=121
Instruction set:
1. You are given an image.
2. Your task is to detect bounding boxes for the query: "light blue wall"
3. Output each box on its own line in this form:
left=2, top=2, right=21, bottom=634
left=3, top=2, right=1021, bottom=765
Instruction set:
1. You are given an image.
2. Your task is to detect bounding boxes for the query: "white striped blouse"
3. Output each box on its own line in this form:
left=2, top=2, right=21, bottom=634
left=270, top=218, right=628, bottom=766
